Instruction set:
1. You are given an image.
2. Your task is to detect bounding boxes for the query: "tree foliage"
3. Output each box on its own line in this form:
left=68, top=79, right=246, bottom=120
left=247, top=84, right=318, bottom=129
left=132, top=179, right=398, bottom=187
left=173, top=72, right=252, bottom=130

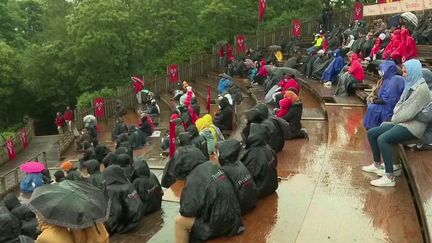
left=0, top=0, right=353, bottom=131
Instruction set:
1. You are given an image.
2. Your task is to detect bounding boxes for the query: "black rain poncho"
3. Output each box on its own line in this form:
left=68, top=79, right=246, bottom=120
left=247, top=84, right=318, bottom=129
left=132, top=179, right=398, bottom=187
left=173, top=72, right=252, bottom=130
left=130, top=159, right=163, bottom=215
left=128, top=125, right=146, bottom=150
left=3, top=193, right=21, bottom=211
left=255, top=103, right=284, bottom=152
left=282, top=101, right=307, bottom=139
left=219, top=140, right=257, bottom=215
left=0, top=213, right=34, bottom=243
left=214, top=97, right=233, bottom=131
left=10, top=204, right=39, bottom=239
left=103, top=165, right=143, bottom=234
left=112, top=121, right=128, bottom=140
left=84, top=159, right=104, bottom=189
left=161, top=133, right=207, bottom=187
left=240, top=123, right=278, bottom=198
left=94, top=144, right=111, bottom=164
left=187, top=125, right=209, bottom=159
left=180, top=161, right=245, bottom=241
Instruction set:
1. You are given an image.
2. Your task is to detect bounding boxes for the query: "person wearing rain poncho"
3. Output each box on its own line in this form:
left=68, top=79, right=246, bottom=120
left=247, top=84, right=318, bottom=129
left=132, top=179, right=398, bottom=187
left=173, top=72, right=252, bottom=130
left=103, top=165, right=143, bottom=234
left=187, top=125, right=209, bottom=158
left=362, top=59, right=432, bottom=187
left=20, top=172, right=44, bottom=193
left=0, top=213, right=34, bottom=243
left=364, top=61, right=405, bottom=130
left=175, top=161, right=245, bottom=243
left=83, top=159, right=104, bottom=190
left=128, top=125, right=146, bottom=149
left=281, top=91, right=309, bottom=139
left=214, top=97, right=233, bottom=131
left=130, top=159, right=163, bottom=215
left=161, top=132, right=208, bottom=188
left=240, top=123, right=278, bottom=198
left=323, top=49, right=346, bottom=86
left=218, top=140, right=258, bottom=215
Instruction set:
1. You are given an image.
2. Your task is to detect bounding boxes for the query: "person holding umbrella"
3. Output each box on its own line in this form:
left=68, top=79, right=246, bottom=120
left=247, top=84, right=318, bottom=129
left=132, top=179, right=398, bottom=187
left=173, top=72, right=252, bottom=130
left=28, top=180, right=109, bottom=242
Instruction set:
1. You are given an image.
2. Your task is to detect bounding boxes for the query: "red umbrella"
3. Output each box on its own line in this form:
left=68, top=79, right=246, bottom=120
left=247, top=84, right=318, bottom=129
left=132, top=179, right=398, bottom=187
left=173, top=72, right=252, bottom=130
left=20, top=161, right=46, bottom=173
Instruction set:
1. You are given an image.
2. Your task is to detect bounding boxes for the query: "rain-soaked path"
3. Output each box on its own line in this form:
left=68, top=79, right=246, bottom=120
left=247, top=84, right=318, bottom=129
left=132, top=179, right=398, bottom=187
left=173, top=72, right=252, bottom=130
left=112, top=90, right=422, bottom=242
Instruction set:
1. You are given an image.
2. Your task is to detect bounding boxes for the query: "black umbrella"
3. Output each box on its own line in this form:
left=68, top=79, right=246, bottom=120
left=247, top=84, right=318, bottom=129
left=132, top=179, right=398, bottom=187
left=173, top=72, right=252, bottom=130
left=28, top=180, right=110, bottom=229
left=269, top=45, right=282, bottom=51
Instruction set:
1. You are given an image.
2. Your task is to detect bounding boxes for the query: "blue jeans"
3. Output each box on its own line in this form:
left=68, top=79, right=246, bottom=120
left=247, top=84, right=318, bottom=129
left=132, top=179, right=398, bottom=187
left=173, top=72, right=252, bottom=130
left=367, top=123, right=416, bottom=174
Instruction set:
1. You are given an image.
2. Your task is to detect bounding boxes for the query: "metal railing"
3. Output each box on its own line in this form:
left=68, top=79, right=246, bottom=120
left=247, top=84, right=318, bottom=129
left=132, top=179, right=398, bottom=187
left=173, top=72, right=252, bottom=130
left=0, top=120, right=35, bottom=166
left=0, top=151, right=47, bottom=198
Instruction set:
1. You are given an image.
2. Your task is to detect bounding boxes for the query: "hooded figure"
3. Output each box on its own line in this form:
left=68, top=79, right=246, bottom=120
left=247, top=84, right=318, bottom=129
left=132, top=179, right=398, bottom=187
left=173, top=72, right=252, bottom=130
left=214, top=97, right=233, bottom=131
left=383, top=29, right=402, bottom=60
left=282, top=99, right=308, bottom=139
left=179, top=161, right=245, bottom=241
left=161, top=132, right=208, bottom=188
left=218, top=140, right=258, bottom=215
left=94, top=144, right=110, bottom=164
left=195, top=118, right=215, bottom=156
left=103, top=165, right=143, bottom=234
left=115, top=153, right=132, bottom=178
left=276, top=97, right=292, bottom=118
left=254, top=103, right=283, bottom=152
left=139, top=115, right=154, bottom=137
left=112, top=120, right=128, bottom=140
left=130, top=159, right=163, bottom=215
left=364, top=61, right=405, bottom=129
left=322, top=49, right=346, bottom=83
left=128, top=125, right=146, bottom=149
left=84, top=159, right=104, bottom=189
left=116, top=135, right=133, bottom=162
left=187, top=125, right=209, bottom=158
left=20, top=173, right=44, bottom=193
left=218, top=78, right=231, bottom=95
left=311, top=52, right=334, bottom=80
left=3, top=193, right=21, bottom=212
left=0, top=214, right=35, bottom=243
left=240, top=123, right=278, bottom=198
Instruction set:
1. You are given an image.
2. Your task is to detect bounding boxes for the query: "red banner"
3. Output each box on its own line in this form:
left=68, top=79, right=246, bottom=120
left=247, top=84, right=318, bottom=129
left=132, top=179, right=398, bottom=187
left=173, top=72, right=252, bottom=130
left=236, top=35, right=246, bottom=53
left=207, top=85, right=211, bottom=114
left=354, top=2, right=364, bottom=20
left=94, top=97, right=105, bottom=118
left=169, top=121, right=176, bottom=159
left=6, top=139, right=16, bottom=160
left=21, top=128, right=29, bottom=149
left=169, top=64, right=179, bottom=83
left=259, top=0, right=267, bottom=22
left=293, top=19, right=302, bottom=37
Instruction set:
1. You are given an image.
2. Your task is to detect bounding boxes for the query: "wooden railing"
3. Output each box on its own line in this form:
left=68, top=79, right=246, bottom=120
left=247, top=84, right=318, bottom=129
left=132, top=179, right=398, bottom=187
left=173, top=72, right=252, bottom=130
left=0, top=120, right=35, bottom=166
left=0, top=151, right=46, bottom=198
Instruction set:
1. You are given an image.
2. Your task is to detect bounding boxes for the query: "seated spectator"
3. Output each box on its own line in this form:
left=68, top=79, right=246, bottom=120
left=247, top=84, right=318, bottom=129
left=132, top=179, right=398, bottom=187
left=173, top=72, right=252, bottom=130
left=173, top=132, right=207, bottom=179
left=10, top=203, right=39, bottom=239
left=214, top=97, right=233, bottom=131
left=195, top=118, right=215, bottom=156
left=364, top=61, right=405, bottom=130
left=255, top=58, right=269, bottom=85
left=139, top=114, right=154, bottom=138
left=323, top=49, right=346, bottom=86
left=335, top=52, right=365, bottom=96
left=307, top=34, right=323, bottom=55
left=147, top=99, right=160, bottom=116
left=362, top=59, right=432, bottom=187
left=83, top=159, right=104, bottom=189
left=20, top=172, right=44, bottom=193
left=361, top=32, right=375, bottom=59
left=342, top=35, right=355, bottom=53
left=128, top=125, right=146, bottom=149
left=116, top=134, right=133, bottom=160
left=383, top=29, right=402, bottom=62
left=0, top=213, right=35, bottom=242
left=103, top=165, right=143, bottom=234
left=94, top=143, right=111, bottom=164
left=350, top=31, right=366, bottom=55
left=240, top=123, right=278, bottom=198
left=281, top=92, right=308, bottom=139
left=310, top=50, right=333, bottom=80
left=115, top=152, right=132, bottom=177
left=187, top=125, right=208, bottom=158
left=175, top=161, right=245, bottom=243
left=373, top=19, right=387, bottom=36
left=275, top=97, right=292, bottom=118
left=217, top=140, right=257, bottom=215
left=413, top=13, right=432, bottom=45
left=61, top=161, right=83, bottom=181
left=112, top=119, right=128, bottom=140
left=130, top=159, right=163, bottom=215
left=368, top=33, right=386, bottom=61
left=180, top=86, right=195, bottom=106
left=52, top=170, right=65, bottom=184
left=218, top=77, right=231, bottom=95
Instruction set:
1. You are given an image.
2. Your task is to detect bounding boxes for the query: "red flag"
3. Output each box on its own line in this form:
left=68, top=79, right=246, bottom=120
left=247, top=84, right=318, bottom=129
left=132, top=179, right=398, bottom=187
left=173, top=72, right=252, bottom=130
left=293, top=19, right=302, bottom=37
left=354, top=2, right=363, bottom=21
left=169, top=64, right=179, bottom=83
left=207, top=85, right=211, bottom=114
left=169, top=121, right=176, bottom=159
left=378, top=0, right=387, bottom=3
left=6, top=139, right=16, bottom=160
left=21, top=128, right=29, bottom=149
left=259, top=0, right=267, bottom=21
left=236, top=35, right=246, bottom=53
left=131, top=76, right=144, bottom=94
left=94, top=97, right=105, bottom=118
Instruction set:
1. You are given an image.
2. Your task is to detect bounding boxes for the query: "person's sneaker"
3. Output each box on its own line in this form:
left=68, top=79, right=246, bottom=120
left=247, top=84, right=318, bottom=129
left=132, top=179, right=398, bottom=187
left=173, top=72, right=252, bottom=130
left=362, top=163, right=383, bottom=174
left=324, top=81, right=332, bottom=87
left=370, top=175, right=396, bottom=187
left=376, top=164, right=403, bottom=177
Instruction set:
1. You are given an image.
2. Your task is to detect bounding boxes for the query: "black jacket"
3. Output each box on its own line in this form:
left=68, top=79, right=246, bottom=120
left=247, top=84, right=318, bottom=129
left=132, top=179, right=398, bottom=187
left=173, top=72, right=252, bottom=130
left=3, top=193, right=21, bottom=211
left=112, top=121, right=128, bottom=139
left=84, top=159, right=104, bottom=189
left=139, top=118, right=153, bottom=137
left=0, top=214, right=34, bottom=243
left=282, top=101, right=303, bottom=133
left=10, top=204, right=39, bottom=239
left=180, top=161, right=245, bottom=241
left=240, top=123, right=278, bottom=198
left=128, top=125, right=146, bottom=149
left=187, top=125, right=208, bottom=158
left=94, top=144, right=111, bottom=164
left=219, top=140, right=257, bottom=215
left=254, top=103, right=284, bottom=152
left=214, top=97, right=233, bottom=130
left=103, top=165, right=143, bottom=234
left=130, top=159, right=163, bottom=215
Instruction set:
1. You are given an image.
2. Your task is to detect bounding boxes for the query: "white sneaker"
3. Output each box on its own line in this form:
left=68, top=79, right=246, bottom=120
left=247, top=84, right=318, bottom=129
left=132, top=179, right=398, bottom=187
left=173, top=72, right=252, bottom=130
left=376, top=164, right=402, bottom=177
left=324, top=81, right=332, bottom=87
left=370, top=175, right=396, bottom=187
left=362, top=163, right=383, bottom=174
